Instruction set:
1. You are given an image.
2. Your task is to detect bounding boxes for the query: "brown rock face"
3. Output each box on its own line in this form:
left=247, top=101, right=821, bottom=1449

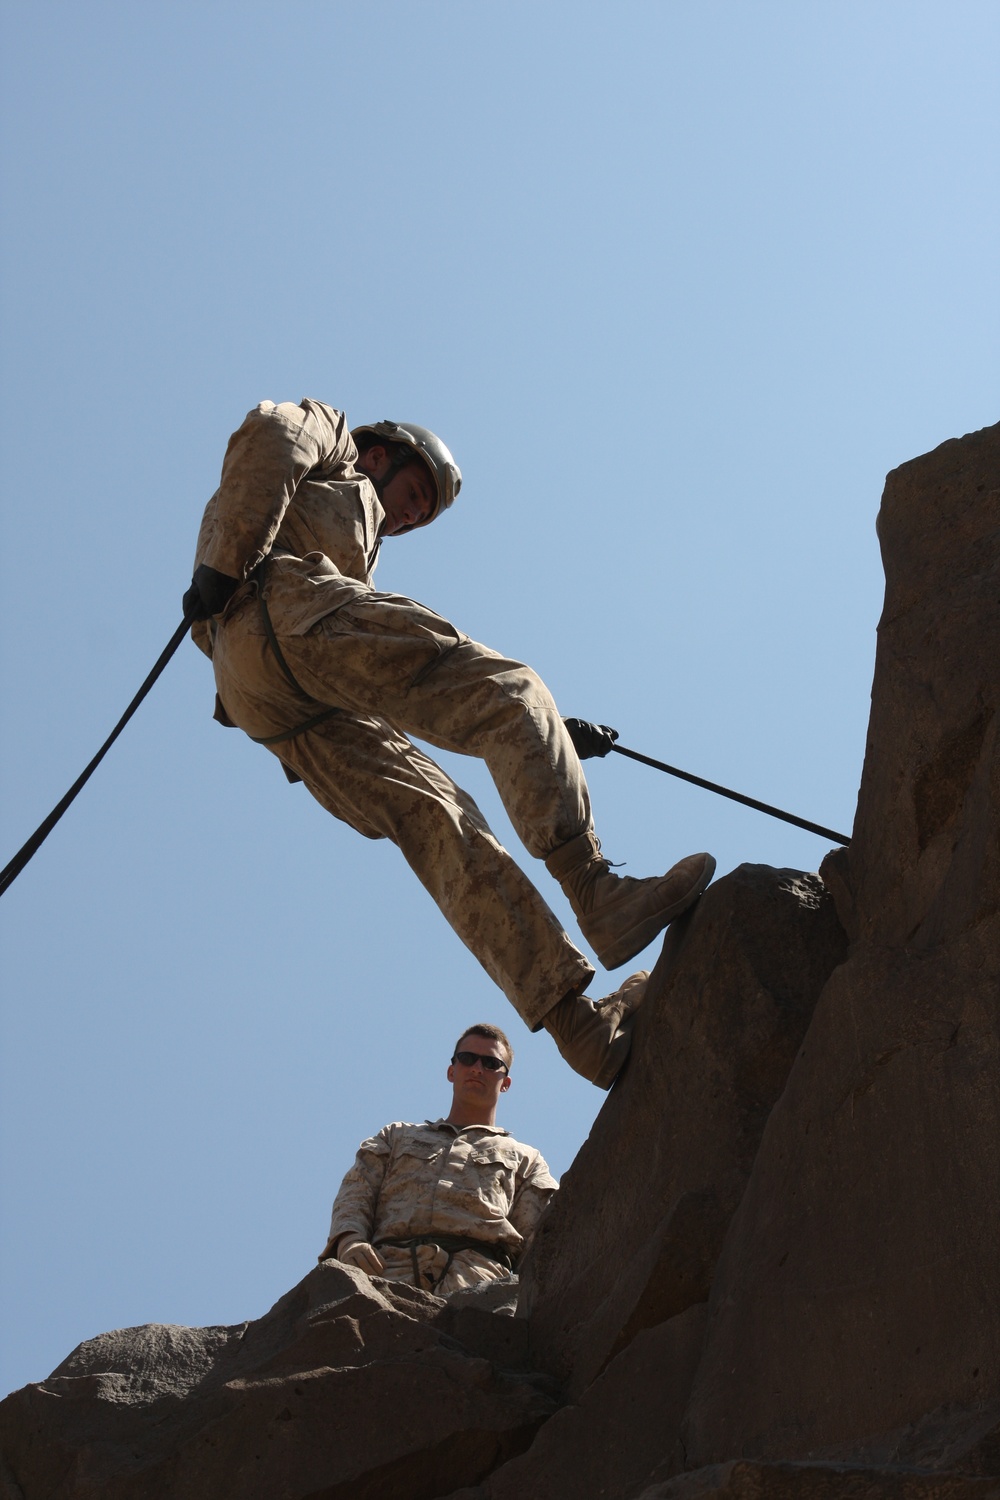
left=440, top=1305, right=709, bottom=1500
left=0, top=1263, right=555, bottom=1500
left=681, top=422, right=1000, bottom=1471
left=518, top=863, right=848, bottom=1396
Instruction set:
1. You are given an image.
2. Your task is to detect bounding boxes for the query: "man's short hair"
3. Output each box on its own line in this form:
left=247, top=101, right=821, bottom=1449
left=454, top=1023, right=513, bottom=1070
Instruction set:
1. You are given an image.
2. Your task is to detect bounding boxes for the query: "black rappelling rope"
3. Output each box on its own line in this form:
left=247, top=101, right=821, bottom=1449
left=0, top=611, right=196, bottom=899
left=609, top=742, right=851, bottom=846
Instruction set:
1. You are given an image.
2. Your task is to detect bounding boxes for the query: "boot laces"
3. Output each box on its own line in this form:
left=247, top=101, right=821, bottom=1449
left=592, top=835, right=625, bottom=871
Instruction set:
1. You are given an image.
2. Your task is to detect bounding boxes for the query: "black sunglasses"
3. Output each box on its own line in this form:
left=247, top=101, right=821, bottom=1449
left=451, top=1050, right=509, bottom=1074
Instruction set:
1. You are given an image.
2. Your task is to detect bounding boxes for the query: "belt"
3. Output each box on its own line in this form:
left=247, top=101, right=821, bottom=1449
left=375, top=1234, right=516, bottom=1292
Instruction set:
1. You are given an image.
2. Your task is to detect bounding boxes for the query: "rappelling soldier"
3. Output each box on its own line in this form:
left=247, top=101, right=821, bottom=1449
left=184, top=400, right=715, bottom=1086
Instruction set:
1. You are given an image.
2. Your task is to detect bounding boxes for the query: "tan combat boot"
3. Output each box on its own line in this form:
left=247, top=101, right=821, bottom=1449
left=543, top=970, right=649, bottom=1089
left=545, top=832, right=715, bottom=969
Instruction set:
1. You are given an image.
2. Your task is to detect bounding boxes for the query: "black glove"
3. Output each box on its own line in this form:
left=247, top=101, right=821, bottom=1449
left=182, top=564, right=241, bottom=622
left=563, top=718, right=620, bottom=759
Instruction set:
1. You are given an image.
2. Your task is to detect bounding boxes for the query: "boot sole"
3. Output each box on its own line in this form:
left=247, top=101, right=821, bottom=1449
left=592, top=854, right=716, bottom=969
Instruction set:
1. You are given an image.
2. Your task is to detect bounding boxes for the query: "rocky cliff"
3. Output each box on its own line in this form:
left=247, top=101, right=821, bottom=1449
left=2, top=422, right=998, bottom=1500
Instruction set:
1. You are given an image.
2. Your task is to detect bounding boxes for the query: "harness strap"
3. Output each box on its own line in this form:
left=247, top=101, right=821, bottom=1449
left=256, top=564, right=311, bottom=698
left=249, top=708, right=342, bottom=746
left=251, top=557, right=342, bottom=747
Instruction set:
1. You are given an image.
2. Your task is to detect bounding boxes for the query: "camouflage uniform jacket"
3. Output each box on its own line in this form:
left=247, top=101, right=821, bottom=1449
left=192, top=398, right=383, bottom=657
left=327, top=1118, right=558, bottom=1265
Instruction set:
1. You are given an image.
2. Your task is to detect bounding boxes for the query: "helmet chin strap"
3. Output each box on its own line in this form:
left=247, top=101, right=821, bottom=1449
left=370, top=453, right=438, bottom=535
left=369, top=451, right=414, bottom=504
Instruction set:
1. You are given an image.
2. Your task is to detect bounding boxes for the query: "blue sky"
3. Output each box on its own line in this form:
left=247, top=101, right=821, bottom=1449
left=0, top=2, right=997, bottom=1396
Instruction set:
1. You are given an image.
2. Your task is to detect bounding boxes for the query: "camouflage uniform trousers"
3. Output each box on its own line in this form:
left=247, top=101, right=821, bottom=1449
left=211, top=581, right=596, bottom=1029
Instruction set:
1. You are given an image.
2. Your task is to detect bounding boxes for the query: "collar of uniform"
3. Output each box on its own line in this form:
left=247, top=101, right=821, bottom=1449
left=425, top=1117, right=510, bottom=1138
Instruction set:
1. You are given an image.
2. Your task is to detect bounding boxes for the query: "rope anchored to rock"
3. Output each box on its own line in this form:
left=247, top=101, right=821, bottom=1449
left=562, top=720, right=851, bottom=846
left=610, top=743, right=850, bottom=845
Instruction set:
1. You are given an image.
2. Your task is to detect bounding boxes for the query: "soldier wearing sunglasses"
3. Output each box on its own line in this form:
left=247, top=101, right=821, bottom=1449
left=319, top=1023, right=557, bottom=1296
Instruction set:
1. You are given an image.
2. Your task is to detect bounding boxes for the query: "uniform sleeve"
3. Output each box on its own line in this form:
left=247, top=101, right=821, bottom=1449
left=508, top=1149, right=558, bottom=1249
left=195, top=399, right=356, bottom=581
left=325, top=1124, right=395, bottom=1248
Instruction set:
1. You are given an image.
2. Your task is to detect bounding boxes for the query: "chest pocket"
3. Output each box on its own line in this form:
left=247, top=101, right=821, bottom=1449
left=388, top=1137, right=446, bottom=1189
left=467, top=1145, right=520, bottom=1210
left=393, top=1137, right=443, bottom=1166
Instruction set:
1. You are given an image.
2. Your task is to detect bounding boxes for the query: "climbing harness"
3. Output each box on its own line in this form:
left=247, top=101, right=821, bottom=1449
left=247, top=561, right=342, bottom=747
left=609, top=742, right=851, bottom=846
